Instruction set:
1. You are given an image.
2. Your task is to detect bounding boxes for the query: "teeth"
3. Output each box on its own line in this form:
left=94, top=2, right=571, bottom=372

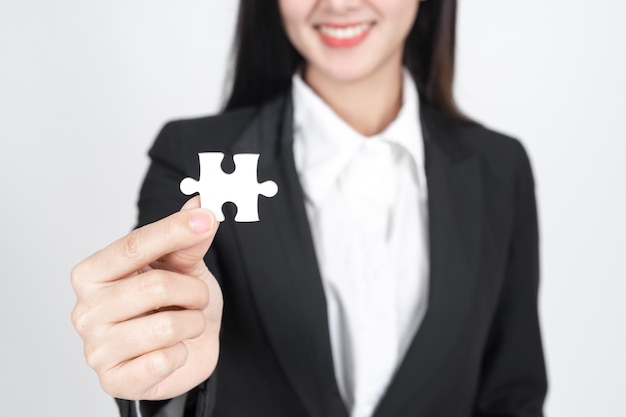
left=318, top=22, right=372, bottom=39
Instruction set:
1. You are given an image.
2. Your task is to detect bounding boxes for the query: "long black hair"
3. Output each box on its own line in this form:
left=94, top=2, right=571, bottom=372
left=224, top=0, right=465, bottom=121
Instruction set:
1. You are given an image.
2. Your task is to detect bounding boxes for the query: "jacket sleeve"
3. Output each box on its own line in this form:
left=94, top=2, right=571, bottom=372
left=473, top=142, right=548, bottom=416
left=115, top=121, right=219, bottom=417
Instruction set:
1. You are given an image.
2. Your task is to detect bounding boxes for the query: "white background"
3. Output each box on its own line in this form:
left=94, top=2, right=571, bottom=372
left=0, top=1, right=624, bottom=416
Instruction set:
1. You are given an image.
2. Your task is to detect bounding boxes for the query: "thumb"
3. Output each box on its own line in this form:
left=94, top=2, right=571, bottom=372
left=157, top=196, right=219, bottom=277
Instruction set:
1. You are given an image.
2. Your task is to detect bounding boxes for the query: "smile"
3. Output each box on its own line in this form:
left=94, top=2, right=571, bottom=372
left=315, top=22, right=375, bottom=48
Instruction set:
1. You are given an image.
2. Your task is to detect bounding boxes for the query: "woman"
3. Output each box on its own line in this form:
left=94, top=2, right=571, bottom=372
left=71, top=0, right=547, bottom=416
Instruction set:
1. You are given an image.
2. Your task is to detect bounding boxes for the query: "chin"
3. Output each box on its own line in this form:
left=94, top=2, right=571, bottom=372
left=306, top=56, right=385, bottom=85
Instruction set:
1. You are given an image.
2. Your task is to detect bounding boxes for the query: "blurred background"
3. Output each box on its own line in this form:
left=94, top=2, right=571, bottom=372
left=1, top=1, right=624, bottom=415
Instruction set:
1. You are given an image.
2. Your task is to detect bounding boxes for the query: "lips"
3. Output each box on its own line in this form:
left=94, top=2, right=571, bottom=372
left=315, top=22, right=375, bottom=48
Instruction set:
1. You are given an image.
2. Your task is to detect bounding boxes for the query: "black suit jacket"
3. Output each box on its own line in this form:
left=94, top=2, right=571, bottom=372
left=117, top=91, right=547, bottom=417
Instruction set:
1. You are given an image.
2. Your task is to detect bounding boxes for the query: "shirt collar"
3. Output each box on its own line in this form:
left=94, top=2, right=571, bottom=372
left=292, top=69, right=425, bottom=206
left=379, top=70, right=424, bottom=186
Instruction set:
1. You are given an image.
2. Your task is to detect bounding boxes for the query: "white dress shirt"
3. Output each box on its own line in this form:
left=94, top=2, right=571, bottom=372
left=292, top=70, right=430, bottom=417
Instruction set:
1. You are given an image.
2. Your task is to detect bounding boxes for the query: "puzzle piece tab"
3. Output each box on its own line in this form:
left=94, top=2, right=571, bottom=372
left=180, top=152, right=278, bottom=222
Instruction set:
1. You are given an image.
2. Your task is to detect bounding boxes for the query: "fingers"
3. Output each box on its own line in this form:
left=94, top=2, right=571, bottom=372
left=84, top=309, right=207, bottom=373
left=72, top=202, right=217, bottom=286
left=100, top=342, right=190, bottom=400
left=75, top=269, right=211, bottom=328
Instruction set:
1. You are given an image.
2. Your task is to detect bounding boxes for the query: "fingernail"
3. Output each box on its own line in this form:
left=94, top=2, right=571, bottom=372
left=189, top=212, right=214, bottom=233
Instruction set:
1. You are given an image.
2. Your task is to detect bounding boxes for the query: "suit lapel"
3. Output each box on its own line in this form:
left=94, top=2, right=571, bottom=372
left=373, top=105, right=484, bottom=416
left=225, top=95, right=348, bottom=417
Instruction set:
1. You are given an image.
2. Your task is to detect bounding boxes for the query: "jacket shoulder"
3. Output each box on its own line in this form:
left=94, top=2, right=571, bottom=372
left=427, top=103, right=532, bottom=179
left=422, top=103, right=535, bottom=200
left=460, top=122, right=528, bottom=163
left=151, top=106, right=259, bottom=156
left=422, top=104, right=529, bottom=168
left=456, top=121, right=536, bottom=204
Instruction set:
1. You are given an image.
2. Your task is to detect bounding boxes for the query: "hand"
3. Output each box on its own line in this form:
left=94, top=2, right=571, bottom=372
left=71, top=197, right=223, bottom=401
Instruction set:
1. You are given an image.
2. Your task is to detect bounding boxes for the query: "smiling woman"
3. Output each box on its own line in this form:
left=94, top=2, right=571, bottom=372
left=70, top=0, right=547, bottom=416
left=278, top=0, right=419, bottom=136
left=279, top=0, right=417, bottom=82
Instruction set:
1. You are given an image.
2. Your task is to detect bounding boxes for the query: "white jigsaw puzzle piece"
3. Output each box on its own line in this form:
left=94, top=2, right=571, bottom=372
left=180, top=152, right=279, bottom=222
